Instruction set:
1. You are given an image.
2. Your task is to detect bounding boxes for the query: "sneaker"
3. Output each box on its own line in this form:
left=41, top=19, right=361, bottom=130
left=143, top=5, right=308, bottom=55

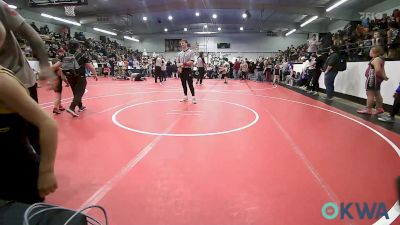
left=357, top=108, right=372, bottom=115
left=322, top=96, right=333, bottom=101
left=312, top=92, right=319, bottom=96
left=59, top=105, right=65, bottom=111
left=180, top=96, right=188, bottom=102
left=66, top=109, right=79, bottom=117
left=79, top=106, right=87, bottom=112
left=307, top=90, right=313, bottom=94
left=192, top=97, right=197, bottom=104
left=373, top=108, right=385, bottom=115
left=53, top=108, right=61, bottom=114
left=378, top=115, right=395, bottom=123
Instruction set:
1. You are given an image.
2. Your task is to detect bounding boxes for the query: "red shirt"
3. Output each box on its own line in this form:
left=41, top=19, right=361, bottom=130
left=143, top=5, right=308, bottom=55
left=233, top=61, right=240, bottom=70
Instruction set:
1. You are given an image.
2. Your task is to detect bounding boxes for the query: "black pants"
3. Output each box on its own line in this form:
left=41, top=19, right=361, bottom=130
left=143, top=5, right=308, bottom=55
left=180, top=69, right=195, bottom=96
left=196, top=67, right=205, bottom=84
left=391, top=94, right=400, bottom=117
left=310, top=69, right=321, bottom=92
left=67, top=76, right=87, bottom=111
left=27, top=84, right=40, bottom=154
left=154, top=66, right=162, bottom=83
left=0, top=145, right=43, bottom=204
left=240, top=72, right=247, bottom=80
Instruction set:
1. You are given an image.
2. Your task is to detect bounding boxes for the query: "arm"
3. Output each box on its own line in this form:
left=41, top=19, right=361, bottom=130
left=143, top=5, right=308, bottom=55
left=0, top=73, right=58, bottom=197
left=372, top=58, right=388, bottom=80
left=14, top=23, right=51, bottom=72
left=85, top=63, right=99, bottom=81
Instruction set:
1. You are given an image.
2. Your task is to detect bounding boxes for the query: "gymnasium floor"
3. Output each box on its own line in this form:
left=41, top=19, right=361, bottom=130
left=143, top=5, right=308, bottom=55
left=37, top=78, right=400, bottom=225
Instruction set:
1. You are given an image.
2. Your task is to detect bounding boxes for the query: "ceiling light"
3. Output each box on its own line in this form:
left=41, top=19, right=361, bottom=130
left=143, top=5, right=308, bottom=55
left=168, top=15, right=173, bottom=20
left=212, top=14, right=217, bottom=19
left=124, top=36, right=140, bottom=42
left=218, top=27, right=221, bottom=31
left=242, top=13, right=247, bottom=19
left=142, top=16, right=147, bottom=21
left=184, top=28, right=188, bottom=31
left=164, top=28, right=168, bottom=32
left=240, top=26, right=244, bottom=31
left=326, top=0, right=349, bottom=12
left=300, top=16, right=319, bottom=27
left=41, top=13, right=81, bottom=26
left=204, top=24, right=208, bottom=28
left=194, top=31, right=217, bottom=34
left=8, top=4, right=17, bottom=9
left=285, top=29, right=297, bottom=36
left=93, top=27, right=117, bottom=35
left=195, top=12, right=200, bottom=17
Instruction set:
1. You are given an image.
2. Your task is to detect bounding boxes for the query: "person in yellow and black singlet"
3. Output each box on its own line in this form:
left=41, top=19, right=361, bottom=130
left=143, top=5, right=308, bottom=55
left=0, top=66, right=58, bottom=204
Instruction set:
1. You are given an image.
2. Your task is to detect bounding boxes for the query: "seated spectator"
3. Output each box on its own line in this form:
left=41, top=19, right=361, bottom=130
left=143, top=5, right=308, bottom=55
left=387, top=22, right=400, bottom=59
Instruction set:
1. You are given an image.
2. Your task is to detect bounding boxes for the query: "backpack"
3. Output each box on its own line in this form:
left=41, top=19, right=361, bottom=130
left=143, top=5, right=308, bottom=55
left=62, top=53, right=84, bottom=77
left=337, top=53, right=347, bottom=72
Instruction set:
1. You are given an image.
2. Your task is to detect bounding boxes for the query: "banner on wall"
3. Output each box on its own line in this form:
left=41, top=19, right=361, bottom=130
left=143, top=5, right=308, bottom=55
left=165, top=39, right=180, bottom=52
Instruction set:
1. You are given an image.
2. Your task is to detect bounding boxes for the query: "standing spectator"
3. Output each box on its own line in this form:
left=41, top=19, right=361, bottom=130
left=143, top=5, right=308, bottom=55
left=307, top=34, right=319, bottom=53
left=323, top=45, right=340, bottom=100
left=256, top=59, right=264, bottom=82
left=161, top=56, right=167, bottom=82
left=239, top=60, right=248, bottom=80
left=309, top=51, right=325, bottom=95
left=195, top=52, right=206, bottom=85
left=272, top=63, right=280, bottom=85
left=154, top=55, right=162, bottom=83
left=232, top=59, right=240, bottom=80
left=378, top=83, right=400, bottom=123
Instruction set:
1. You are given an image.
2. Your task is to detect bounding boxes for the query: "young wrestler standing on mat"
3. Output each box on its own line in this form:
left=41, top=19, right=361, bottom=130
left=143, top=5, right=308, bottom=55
left=177, top=39, right=196, bottom=104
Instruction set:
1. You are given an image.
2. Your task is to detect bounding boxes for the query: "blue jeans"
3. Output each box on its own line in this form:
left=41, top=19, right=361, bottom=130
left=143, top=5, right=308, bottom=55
left=324, top=71, right=338, bottom=98
left=256, top=71, right=263, bottom=81
left=233, top=70, right=239, bottom=79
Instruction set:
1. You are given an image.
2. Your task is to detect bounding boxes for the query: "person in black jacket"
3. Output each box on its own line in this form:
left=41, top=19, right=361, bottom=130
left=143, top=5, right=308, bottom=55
left=323, top=46, right=340, bottom=100
left=64, top=41, right=98, bottom=117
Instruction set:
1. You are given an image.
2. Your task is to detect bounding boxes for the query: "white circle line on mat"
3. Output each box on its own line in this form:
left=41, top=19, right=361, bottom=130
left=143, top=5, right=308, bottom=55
left=112, top=99, right=259, bottom=137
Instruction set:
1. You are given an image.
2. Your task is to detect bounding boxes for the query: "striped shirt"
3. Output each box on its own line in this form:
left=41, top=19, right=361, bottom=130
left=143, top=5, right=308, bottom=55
left=177, top=49, right=195, bottom=68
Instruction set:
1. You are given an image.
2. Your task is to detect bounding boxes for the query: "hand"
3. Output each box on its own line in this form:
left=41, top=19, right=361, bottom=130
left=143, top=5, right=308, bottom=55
left=38, top=75, right=59, bottom=91
left=94, top=76, right=99, bottom=81
left=37, top=171, right=58, bottom=198
left=38, top=67, right=58, bottom=90
left=38, top=66, right=56, bottom=80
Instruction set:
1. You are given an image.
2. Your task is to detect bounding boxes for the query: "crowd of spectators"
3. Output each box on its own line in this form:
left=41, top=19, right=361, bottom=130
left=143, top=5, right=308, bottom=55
left=19, top=22, right=144, bottom=67
left=273, top=8, right=400, bottom=63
